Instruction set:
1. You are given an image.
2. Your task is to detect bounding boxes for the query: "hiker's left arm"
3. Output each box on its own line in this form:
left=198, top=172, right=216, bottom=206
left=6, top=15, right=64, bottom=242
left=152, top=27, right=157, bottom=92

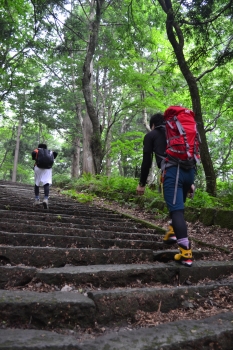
left=32, top=151, right=36, bottom=160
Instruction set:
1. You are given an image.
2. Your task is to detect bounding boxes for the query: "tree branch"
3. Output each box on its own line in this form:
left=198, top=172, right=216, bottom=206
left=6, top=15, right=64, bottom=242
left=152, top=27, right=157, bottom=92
left=218, top=137, right=233, bottom=172
left=196, top=35, right=233, bottom=81
left=181, top=0, right=233, bottom=26
left=196, top=64, right=218, bottom=82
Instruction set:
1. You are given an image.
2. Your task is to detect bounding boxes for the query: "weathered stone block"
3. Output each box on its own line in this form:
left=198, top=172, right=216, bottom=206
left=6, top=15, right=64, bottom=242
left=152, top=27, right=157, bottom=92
left=199, top=207, right=216, bottom=226
left=214, top=209, right=233, bottom=229
left=184, top=207, right=200, bottom=223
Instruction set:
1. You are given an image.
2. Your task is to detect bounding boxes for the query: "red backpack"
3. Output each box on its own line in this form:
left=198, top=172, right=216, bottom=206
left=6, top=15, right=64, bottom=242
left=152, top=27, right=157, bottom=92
left=164, top=106, right=201, bottom=166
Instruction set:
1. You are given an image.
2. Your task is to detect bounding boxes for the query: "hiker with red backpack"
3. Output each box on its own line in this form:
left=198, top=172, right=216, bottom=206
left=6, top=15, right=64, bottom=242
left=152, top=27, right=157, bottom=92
left=32, top=143, right=58, bottom=209
left=137, top=107, right=201, bottom=267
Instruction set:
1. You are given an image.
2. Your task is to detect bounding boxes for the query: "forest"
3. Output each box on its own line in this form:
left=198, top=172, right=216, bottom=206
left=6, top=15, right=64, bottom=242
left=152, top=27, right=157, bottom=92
left=1, top=0, right=233, bottom=198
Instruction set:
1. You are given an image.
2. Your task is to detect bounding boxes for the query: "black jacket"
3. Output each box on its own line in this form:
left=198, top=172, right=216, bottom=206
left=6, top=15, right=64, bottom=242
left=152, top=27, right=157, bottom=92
left=139, top=126, right=166, bottom=186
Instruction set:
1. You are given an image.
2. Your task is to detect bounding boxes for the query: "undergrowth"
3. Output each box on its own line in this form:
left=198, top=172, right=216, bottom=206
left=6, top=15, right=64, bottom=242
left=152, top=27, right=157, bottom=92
left=53, top=173, right=233, bottom=211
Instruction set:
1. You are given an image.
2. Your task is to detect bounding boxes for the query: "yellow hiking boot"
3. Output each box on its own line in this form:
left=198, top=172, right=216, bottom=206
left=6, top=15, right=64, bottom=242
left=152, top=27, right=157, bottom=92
left=163, top=223, right=177, bottom=245
left=174, top=243, right=193, bottom=267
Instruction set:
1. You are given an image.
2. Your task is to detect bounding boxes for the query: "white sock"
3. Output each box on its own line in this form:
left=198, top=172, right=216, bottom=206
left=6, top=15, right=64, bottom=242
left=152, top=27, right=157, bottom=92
left=177, top=238, right=189, bottom=249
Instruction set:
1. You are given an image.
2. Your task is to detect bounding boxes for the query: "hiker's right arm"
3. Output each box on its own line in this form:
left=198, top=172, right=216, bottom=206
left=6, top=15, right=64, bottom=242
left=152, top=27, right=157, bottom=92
left=137, top=154, right=151, bottom=194
left=53, top=151, right=58, bottom=159
left=138, top=133, right=153, bottom=188
left=153, top=128, right=166, bottom=168
left=139, top=152, right=152, bottom=187
left=188, top=184, right=195, bottom=199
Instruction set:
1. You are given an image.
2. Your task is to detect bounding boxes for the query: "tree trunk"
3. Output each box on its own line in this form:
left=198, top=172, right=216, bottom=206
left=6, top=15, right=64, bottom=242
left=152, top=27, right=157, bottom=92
left=142, top=100, right=150, bottom=132
left=71, top=136, right=80, bottom=178
left=71, top=101, right=83, bottom=178
left=158, top=0, right=216, bottom=195
left=82, top=0, right=105, bottom=174
left=82, top=113, right=95, bottom=174
left=12, top=116, right=23, bottom=182
left=105, top=79, right=113, bottom=177
left=105, top=128, right=112, bottom=176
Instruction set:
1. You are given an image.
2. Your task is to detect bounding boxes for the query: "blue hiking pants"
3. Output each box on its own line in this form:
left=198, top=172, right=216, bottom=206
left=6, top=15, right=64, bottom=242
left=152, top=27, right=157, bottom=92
left=163, top=166, right=195, bottom=213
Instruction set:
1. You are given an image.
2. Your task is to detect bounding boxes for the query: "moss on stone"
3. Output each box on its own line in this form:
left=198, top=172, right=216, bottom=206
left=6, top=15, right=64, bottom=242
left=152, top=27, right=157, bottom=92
left=199, top=208, right=216, bottom=226
left=184, top=207, right=200, bottom=223
left=214, top=210, right=233, bottom=229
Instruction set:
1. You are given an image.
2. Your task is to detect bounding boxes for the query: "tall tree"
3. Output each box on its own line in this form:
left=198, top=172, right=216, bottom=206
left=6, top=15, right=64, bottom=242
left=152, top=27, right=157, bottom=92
left=82, top=0, right=106, bottom=174
left=156, top=0, right=233, bottom=195
left=0, top=0, right=35, bottom=100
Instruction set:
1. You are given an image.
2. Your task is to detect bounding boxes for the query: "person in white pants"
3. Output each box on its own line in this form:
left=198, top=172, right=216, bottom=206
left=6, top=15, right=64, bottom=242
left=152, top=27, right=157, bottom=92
left=32, top=143, right=58, bottom=209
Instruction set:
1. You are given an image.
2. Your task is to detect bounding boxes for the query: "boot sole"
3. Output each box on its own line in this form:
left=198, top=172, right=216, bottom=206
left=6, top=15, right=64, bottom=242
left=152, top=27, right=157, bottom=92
left=163, top=239, right=177, bottom=245
left=176, top=260, right=193, bottom=267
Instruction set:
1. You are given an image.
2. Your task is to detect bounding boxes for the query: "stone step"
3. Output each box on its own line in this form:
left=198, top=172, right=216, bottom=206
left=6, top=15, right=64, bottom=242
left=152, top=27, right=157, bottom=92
left=0, top=231, right=163, bottom=250
left=0, top=328, right=81, bottom=350
left=0, top=198, right=107, bottom=213
left=0, top=203, right=125, bottom=218
left=36, top=260, right=233, bottom=288
left=0, top=190, right=112, bottom=211
left=0, top=209, right=130, bottom=225
left=0, top=222, right=162, bottom=241
left=1, top=181, right=233, bottom=349
left=0, top=227, right=160, bottom=243
left=1, top=312, right=232, bottom=350
left=0, top=266, right=36, bottom=288
left=0, top=190, right=102, bottom=208
left=0, top=215, right=159, bottom=234
left=81, top=312, right=233, bottom=350
left=0, top=246, right=154, bottom=267
left=0, top=290, right=95, bottom=329
left=0, top=197, right=105, bottom=211
left=0, top=207, right=131, bottom=222
left=0, top=222, right=159, bottom=239
left=88, top=280, right=233, bottom=325
left=1, top=258, right=227, bottom=289
left=1, top=281, right=233, bottom=330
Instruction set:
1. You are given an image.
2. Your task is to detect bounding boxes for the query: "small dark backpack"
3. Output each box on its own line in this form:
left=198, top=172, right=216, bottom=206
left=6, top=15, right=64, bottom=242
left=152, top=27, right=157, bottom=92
left=34, top=148, right=54, bottom=169
left=164, top=106, right=201, bottom=168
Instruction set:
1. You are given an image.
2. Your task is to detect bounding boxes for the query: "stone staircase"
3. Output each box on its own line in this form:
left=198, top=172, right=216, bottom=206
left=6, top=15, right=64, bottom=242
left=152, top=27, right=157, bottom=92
left=0, top=181, right=232, bottom=350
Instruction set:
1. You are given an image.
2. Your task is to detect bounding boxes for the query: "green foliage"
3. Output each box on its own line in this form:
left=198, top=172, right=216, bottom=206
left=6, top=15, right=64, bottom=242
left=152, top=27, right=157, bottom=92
left=55, top=174, right=233, bottom=213
left=56, top=174, right=164, bottom=208
left=61, top=189, right=96, bottom=203
left=215, top=180, right=233, bottom=209
left=1, top=0, right=233, bottom=190
left=53, top=174, right=76, bottom=188
left=185, top=189, right=217, bottom=209
left=185, top=187, right=233, bottom=211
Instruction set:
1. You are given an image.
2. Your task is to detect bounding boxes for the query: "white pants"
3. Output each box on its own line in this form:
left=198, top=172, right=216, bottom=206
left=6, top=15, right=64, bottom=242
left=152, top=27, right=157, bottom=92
left=34, top=166, right=52, bottom=186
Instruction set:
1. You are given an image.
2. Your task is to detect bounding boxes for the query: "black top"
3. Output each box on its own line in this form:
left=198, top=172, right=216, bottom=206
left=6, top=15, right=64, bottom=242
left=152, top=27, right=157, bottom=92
left=139, top=126, right=166, bottom=186
left=32, top=150, right=58, bottom=161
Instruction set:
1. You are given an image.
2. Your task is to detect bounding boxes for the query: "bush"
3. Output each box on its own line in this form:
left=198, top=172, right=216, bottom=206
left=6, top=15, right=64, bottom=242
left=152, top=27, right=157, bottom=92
left=55, top=174, right=233, bottom=212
